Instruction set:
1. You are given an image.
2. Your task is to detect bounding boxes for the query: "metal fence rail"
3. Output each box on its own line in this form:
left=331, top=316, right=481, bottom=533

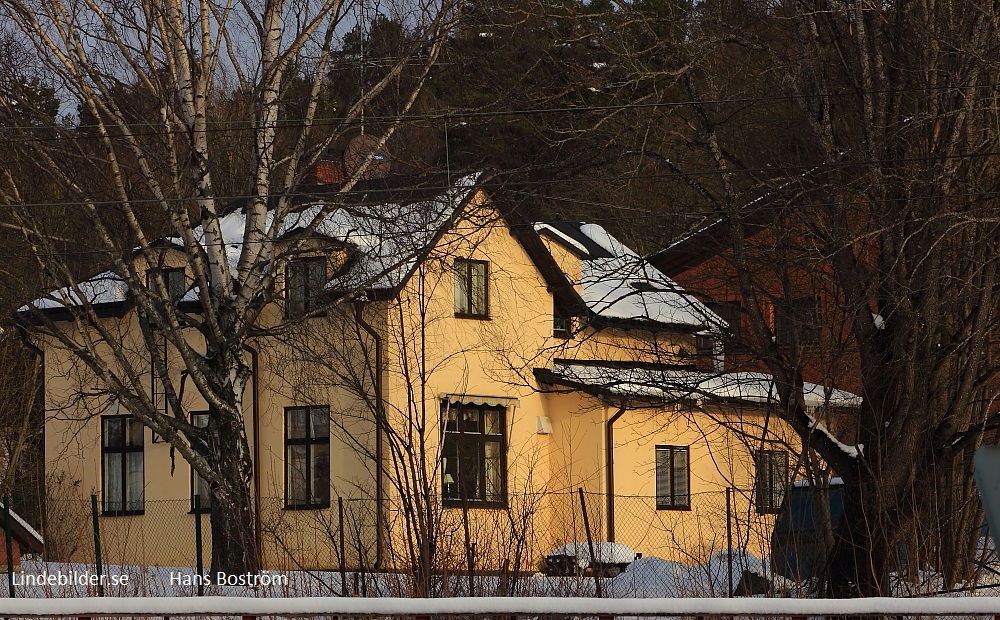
left=6, top=596, right=1000, bottom=618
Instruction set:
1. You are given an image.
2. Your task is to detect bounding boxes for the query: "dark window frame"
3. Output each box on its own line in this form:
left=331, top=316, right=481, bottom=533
left=146, top=267, right=186, bottom=307
left=655, top=445, right=691, bottom=510
left=285, top=257, right=328, bottom=318
left=189, top=411, right=212, bottom=513
left=775, top=297, right=821, bottom=348
left=101, top=415, right=145, bottom=516
left=284, top=405, right=331, bottom=510
left=453, top=259, right=490, bottom=319
left=441, top=401, right=507, bottom=508
left=706, top=301, right=747, bottom=355
left=553, top=300, right=571, bottom=338
left=755, top=448, right=789, bottom=514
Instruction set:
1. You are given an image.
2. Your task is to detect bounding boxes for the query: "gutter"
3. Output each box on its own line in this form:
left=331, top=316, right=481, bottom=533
left=241, top=343, right=263, bottom=563
left=354, top=301, right=385, bottom=568
left=605, top=404, right=627, bottom=543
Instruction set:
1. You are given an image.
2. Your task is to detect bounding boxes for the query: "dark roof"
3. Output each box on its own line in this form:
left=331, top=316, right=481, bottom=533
left=0, top=502, right=44, bottom=555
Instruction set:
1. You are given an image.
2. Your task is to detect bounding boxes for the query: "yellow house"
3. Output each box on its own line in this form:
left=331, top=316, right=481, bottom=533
left=28, top=173, right=859, bottom=577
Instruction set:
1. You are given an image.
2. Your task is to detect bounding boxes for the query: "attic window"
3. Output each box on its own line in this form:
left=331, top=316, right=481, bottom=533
left=286, top=257, right=327, bottom=317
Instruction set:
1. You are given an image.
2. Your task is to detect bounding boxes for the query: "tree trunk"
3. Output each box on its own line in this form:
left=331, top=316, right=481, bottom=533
left=209, top=408, right=259, bottom=574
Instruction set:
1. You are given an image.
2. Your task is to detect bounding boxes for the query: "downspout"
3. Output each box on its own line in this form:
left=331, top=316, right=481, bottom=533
left=605, top=403, right=627, bottom=543
left=241, top=343, right=262, bottom=563
left=355, top=301, right=385, bottom=568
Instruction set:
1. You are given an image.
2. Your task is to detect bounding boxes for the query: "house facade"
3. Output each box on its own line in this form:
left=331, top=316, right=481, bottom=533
left=30, top=175, right=857, bottom=574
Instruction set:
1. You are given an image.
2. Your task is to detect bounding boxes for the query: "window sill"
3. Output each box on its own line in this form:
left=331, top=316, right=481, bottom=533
left=655, top=504, right=691, bottom=511
left=283, top=503, right=331, bottom=511
left=101, top=510, right=145, bottom=517
left=454, top=313, right=491, bottom=321
left=442, top=499, right=507, bottom=509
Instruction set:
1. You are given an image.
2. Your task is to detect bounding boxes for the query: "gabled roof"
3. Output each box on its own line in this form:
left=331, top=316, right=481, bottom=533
left=535, top=221, right=721, bottom=331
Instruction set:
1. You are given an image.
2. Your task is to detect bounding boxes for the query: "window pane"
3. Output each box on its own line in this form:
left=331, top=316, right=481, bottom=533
left=655, top=448, right=671, bottom=506
left=484, top=441, right=501, bottom=501
left=458, top=439, right=482, bottom=500
left=103, top=418, right=123, bottom=448
left=443, top=405, right=458, bottom=432
left=288, top=262, right=306, bottom=315
left=442, top=438, right=459, bottom=499
left=461, top=407, right=480, bottom=433
left=125, top=451, right=144, bottom=511
left=470, top=262, right=486, bottom=315
left=309, top=408, right=329, bottom=439
left=287, top=444, right=308, bottom=504
left=167, top=270, right=186, bottom=302
left=483, top=409, right=500, bottom=435
left=126, top=418, right=144, bottom=447
left=287, top=408, right=307, bottom=439
left=673, top=448, right=689, bottom=505
left=454, top=263, right=469, bottom=314
left=193, top=412, right=209, bottom=428
left=104, top=452, right=123, bottom=511
left=311, top=443, right=331, bottom=506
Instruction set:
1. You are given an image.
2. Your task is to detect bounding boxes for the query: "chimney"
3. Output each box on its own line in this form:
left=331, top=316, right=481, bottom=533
left=305, top=148, right=346, bottom=185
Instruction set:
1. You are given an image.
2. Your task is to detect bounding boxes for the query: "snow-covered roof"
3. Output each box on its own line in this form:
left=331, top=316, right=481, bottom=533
left=535, top=222, right=722, bottom=330
left=22, top=174, right=483, bottom=312
left=0, top=501, right=43, bottom=551
left=539, top=361, right=862, bottom=409
left=19, top=272, right=129, bottom=312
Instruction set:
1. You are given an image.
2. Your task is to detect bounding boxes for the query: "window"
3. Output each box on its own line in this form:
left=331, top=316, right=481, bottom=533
left=441, top=401, right=505, bottom=506
left=755, top=449, right=788, bottom=514
left=102, top=416, right=144, bottom=515
left=706, top=301, right=746, bottom=355
left=285, top=406, right=331, bottom=509
left=454, top=259, right=488, bottom=318
left=190, top=412, right=212, bottom=512
left=146, top=267, right=186, bottom=306
left=655, top=445, right=690, bottom=510
left=286, top=257, right=327, bottom=317
left=776, top=298, right=820, bottom=347
left=553, top=301, right=570, bottom=337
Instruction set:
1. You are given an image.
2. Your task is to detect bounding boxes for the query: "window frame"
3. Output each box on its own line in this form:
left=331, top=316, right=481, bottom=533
left=190, top=411, right=212, bottom=513
left=775, top=297, right=821, bottom=348
left=453, top=259, right=490, bottom=319
left=655, top=445, right=691, bottom=511
left=101, top=415, right=145, bottom=516
left=755, top=448, right=789, bottom=514
left=285, top=256, right=328, bottom=318
left=146, top=267, right=186, bottom=307
left=552, top=300, right=571, bottom=338
left=441, top=401, right=507, bottom=508
left=284, top=405, right=331, bottom=510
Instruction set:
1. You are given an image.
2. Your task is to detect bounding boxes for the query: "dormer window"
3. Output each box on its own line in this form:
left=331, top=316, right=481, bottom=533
left=146, top=268, right=186, bottom=306
left=454, top=259, right=488, bottom=318
left=286, top=257, right=327, bottom=317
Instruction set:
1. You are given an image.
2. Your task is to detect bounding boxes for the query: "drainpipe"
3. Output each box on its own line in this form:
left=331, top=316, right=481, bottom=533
left=241, top=343, right=263, bottom=563
left=355, top=301, right=385, bottom=568
left=605, top=404, right=627, bottom=543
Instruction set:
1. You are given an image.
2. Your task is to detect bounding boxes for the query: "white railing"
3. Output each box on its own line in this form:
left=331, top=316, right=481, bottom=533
left=4, top=597, right=1000, bottom=618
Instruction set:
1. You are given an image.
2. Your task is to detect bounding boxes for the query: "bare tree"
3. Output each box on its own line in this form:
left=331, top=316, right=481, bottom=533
left=1, top=0, right=458, bottom=572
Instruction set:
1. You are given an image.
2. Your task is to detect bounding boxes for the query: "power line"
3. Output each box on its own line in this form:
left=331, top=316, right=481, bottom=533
left=2, top=81, right=999, bottom=143
left=3, top=187, right=1000, bottom=262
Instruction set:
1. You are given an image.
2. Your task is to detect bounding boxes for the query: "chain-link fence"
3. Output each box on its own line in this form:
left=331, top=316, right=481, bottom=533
left=5, top=488, right=998, bottom=598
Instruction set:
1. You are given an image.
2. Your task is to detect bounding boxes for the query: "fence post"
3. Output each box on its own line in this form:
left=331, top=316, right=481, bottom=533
left=726, top=487, right=733, bottom=598
left=4, top=496, right=14, bottom=598
left=578, top=487, right=603, bottom=598
left=194, top=494, right=204, bottom=597
left=338, top=497, right=347, bottom=596
left=90, top=494, right=104, bottom=597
